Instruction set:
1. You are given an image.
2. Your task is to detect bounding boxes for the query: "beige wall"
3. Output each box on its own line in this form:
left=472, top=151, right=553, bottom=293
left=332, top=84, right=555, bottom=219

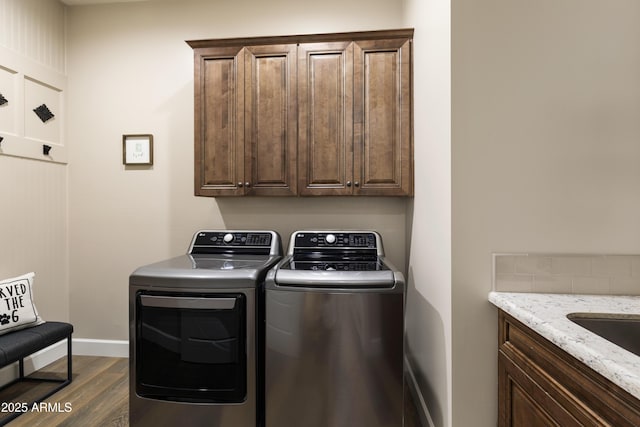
left=403, top=0, right=452, bottom=426
left=0, top=0, right=69, bottom=321
left=65, top=0, right=407, bottom=340
left=452, top=1, right=640, bottom=426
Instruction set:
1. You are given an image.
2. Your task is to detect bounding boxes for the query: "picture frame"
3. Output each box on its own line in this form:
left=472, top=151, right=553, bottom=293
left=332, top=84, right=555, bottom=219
left=123, top=134, right=153, bottom=165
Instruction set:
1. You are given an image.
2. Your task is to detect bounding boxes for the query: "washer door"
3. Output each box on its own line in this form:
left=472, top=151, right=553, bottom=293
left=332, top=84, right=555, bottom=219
left=135, top=291, right=246, bottom=403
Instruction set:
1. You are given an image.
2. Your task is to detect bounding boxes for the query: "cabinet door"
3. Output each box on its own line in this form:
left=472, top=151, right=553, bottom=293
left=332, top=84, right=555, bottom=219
left=194, top=46, right=245, bottom=196
left=353, top=38, right=412, bottom=196
left=499, top=351, right=580, bottom=427
left=244, top=44, right=297, bottom=196
left=298, top=42, right=354, bottom=196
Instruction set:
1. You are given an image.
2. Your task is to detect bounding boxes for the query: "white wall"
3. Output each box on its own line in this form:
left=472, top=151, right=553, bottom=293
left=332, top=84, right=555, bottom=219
left=65, top=0, right=407, bottom=339
left=0, top=0, right=69, bottom=322
left=0, top=0, right=66, bottom=73
left=452, top=1, right=640, bottom=426
left=403, top=0, right=452, bottom=426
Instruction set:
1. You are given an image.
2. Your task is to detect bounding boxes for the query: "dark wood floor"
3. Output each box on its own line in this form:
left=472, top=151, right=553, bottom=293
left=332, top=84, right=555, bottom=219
left=0, top=356, right=128, bottom=426
left=0, top=356, right=421, bottom=426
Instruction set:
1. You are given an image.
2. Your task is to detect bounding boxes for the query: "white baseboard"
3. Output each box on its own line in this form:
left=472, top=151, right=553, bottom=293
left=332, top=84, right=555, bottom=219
left=0, top=338, right=128, bottom=387
left=405, top=356, right=436, bottom=427
left=73, top=338, right=129, bottom=358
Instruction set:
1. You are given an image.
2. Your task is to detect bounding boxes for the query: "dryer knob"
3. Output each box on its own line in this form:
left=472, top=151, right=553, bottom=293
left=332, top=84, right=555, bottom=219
left=325, top=234, right=336, bottom=244
left=223, top=233, right=234, bottom=243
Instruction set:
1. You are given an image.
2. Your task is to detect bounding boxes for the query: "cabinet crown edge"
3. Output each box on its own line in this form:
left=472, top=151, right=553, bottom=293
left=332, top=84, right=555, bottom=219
left=186, top=28, right=414, bottom=49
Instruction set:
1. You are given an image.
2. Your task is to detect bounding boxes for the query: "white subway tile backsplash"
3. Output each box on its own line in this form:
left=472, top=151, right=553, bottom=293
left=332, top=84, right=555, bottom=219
left=632, top=258, right=640, bottom=277
left=516, top=256, right=552, bottom=275
left=493, top=253, right=640, bottom=296
left=495, top=256, right=516, bottom=275
left=495, top=274, right=533, bottom=292
left=611, top=277, right=640, bottom=295
left=550, top=256, right=591, bottom=276
left=591, top=256, right=632, bottom=278
left=533, top=275, right=572, bottom=293
left=572, top=277, right=611, bottom=294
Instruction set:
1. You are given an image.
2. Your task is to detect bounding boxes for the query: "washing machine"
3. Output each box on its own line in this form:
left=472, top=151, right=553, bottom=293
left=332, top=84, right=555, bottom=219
left=264, top=230, right=405, bottom=427
left=129, top=230, right=282, bottom=427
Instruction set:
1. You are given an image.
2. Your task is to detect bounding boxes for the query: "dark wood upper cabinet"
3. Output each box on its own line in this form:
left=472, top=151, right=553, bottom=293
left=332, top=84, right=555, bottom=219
left=353, top=38, right=412, bottom=196
left=193, top=46, right=245, bottom=196
left=188, top=29, right=413, bottom=197
left=298, top=41, right=354, bottom=196
left=191, top=44, right=296, bottom=196
left=244, top=44, right=297, bottom=196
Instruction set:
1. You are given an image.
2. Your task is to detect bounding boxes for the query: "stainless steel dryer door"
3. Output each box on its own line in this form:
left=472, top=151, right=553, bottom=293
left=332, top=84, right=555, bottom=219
left=265, top=287, right=404, bottom=427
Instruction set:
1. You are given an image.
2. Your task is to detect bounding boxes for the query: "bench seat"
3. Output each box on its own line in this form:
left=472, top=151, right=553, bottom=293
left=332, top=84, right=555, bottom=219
left=0, top=322, right=73, bottom=424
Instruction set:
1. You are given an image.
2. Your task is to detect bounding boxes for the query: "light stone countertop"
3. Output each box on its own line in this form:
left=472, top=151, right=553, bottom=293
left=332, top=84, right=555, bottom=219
left=488, top=291, right=640, bottom=400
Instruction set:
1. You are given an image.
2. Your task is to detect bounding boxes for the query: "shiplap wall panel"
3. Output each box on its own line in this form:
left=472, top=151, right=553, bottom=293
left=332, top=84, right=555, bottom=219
left=0, top=0, right=69, bottom=321
left=0, top=0, right=67, bottom=163
left=0, top=155, right=68, bottom=321
left=0, top=0, right=66, bottom=74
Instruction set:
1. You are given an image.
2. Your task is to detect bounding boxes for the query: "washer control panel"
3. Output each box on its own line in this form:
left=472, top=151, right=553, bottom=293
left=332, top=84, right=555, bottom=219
left=293, top=232, right=377, bottom=249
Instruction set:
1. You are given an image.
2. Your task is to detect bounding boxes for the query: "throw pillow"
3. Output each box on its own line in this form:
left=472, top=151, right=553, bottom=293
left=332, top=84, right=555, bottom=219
left=0, top=272, right=45, bottom=335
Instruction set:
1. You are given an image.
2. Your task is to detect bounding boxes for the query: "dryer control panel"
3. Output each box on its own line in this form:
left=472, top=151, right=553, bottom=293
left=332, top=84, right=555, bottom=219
left=189, top=230, right=279, bottom=255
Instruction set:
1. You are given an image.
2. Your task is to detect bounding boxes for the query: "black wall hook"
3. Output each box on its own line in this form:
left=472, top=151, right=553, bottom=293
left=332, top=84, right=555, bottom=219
left=0, top=136, right=4, bottom=146
left=34, top=104, right=54, bottom=123
left=43, top=144, right=52, bottom=155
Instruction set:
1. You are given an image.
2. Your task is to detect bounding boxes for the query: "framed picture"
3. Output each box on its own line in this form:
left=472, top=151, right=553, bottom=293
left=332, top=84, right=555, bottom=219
left=123, top=134, right=153, bottom=165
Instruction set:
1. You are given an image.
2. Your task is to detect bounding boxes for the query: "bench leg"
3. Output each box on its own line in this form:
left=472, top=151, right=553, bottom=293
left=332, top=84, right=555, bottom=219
left=0, top=333, right=73, bottom=425
left=67, top=335, right=72, bottom=382
left=26, top=333, right=73, bottom=392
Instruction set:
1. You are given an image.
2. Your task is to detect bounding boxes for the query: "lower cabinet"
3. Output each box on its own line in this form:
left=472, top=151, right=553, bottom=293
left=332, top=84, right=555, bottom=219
left=498, top=310, right=640, bottom=427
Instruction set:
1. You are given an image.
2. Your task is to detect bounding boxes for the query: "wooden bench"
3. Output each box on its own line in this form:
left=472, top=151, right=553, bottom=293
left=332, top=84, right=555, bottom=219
left=0, top=322, right=73, bottom=424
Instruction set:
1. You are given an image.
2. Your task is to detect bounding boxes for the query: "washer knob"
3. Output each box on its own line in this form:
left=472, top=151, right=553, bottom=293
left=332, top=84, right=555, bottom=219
left=223, top=233, right=234, bottom=243
left=325, top=234, right=336, bottom=244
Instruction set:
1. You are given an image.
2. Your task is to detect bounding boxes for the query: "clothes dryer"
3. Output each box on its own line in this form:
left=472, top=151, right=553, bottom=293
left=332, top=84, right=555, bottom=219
left=129, top=230, right=282, bottom=427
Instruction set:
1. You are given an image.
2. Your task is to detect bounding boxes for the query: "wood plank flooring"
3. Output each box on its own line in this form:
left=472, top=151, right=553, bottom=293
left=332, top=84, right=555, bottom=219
left=0, top=356, right=421, bottom=426
left=0, top=356, right=128, bottom=426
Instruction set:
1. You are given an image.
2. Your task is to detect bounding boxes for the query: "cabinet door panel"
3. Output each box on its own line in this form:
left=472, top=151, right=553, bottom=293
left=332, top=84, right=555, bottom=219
left=499, top=352, right=581, bottom=427
left=194, top=47, right=245, bottom=196
left=511, top=384, right=562, bottom=427
left=245, top=44, right=297, bottom=196
left=298, top=42, right=353, bottom=196
left=354, top=39, right=412, bottom=196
